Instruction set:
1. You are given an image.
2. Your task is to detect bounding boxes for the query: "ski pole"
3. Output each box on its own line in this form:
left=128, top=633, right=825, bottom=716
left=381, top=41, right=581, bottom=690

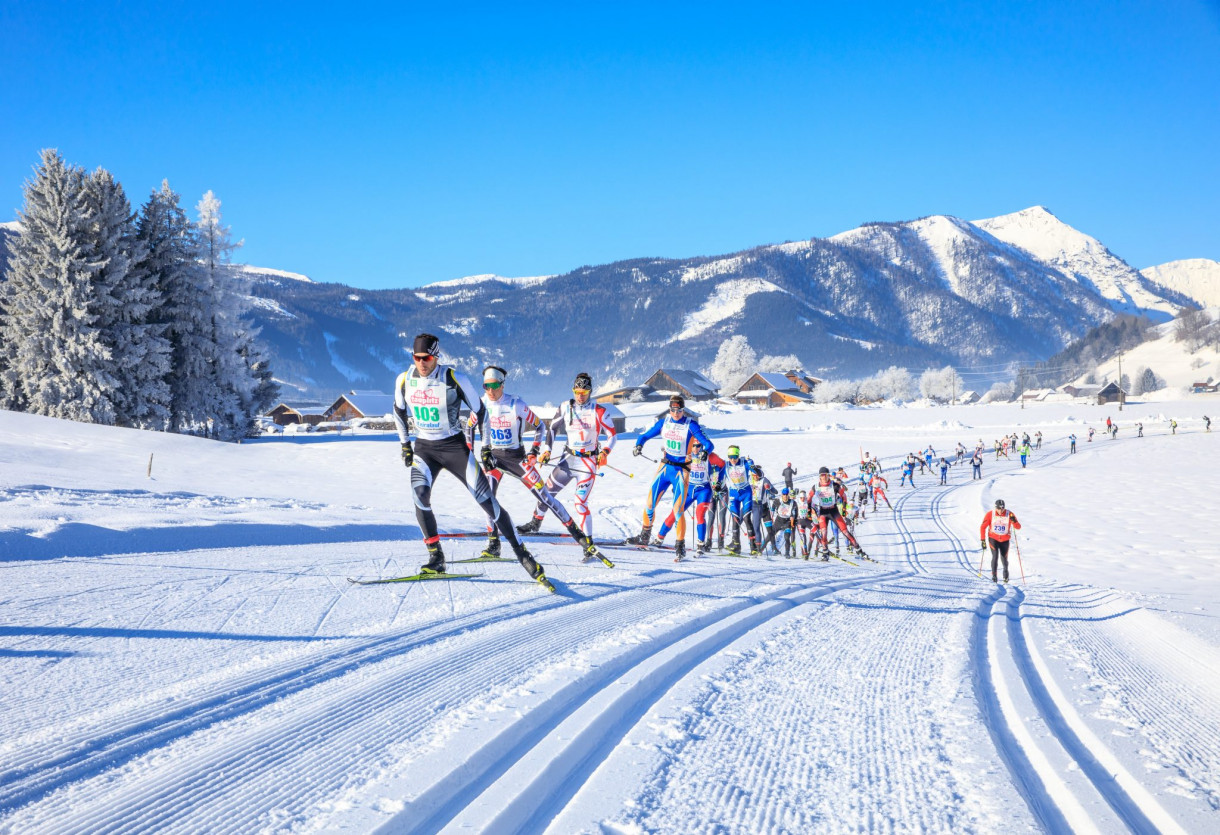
left=600, top=462, right=635, bottom=479
left=977, top=540, right=987, bottom=579
left=1013, top=530, right=1026, bottom=586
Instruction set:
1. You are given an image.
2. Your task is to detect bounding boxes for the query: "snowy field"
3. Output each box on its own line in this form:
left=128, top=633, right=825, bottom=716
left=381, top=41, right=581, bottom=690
left=2, top=399, right=1219, bottom=834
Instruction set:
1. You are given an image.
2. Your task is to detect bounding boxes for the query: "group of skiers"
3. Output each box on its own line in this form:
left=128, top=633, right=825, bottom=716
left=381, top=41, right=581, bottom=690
left=390, top=332, right=1049, bottom=589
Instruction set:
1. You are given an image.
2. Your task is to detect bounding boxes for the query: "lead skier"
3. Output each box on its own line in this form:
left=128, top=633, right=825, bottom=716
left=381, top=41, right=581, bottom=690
left=517, top=372, right=617, bottom=538
left=980, top=499, right=1022, bottom=583
left=393, top=334, right=550, bottom=588
left=468, top=365, right=611, bottom=566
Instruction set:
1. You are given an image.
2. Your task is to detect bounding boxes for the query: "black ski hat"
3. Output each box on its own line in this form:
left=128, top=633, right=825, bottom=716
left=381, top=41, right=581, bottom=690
left=413, top=333, right=440, bottom=357
left=819, top=466, right=830, bottom=475
left=995, top=499, right=1005, bottom=510
left=573, top=372, right=593, bottom=391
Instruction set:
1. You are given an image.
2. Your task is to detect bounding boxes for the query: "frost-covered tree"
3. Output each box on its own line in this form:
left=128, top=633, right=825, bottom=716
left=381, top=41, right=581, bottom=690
left=83, top=168, right=172, bottom=428
left=918, top=366, right=964, bottom=402
left=195, top=190, right=277, bottom=440
left=0, top=149, right=117, bottom=422
left=814, top=378, right=859, bottom=404
left=860, top=366, right=916, bottom=402
left=759, top=353, right=802, bottom=373
left=705, top=335, right=758, bottom=394
left=140, top=180, right=214, bottom=433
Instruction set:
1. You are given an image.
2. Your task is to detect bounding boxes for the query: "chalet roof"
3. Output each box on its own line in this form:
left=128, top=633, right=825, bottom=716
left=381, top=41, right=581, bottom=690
left=268, top=400, right=327, bottom=415
left=740, top=372, right=804, bottom=394
left=328, top=390, right=395, bottom=418
left=1097, top=381, right=1126, bottom=394
left=646, top=369, right=719, bottom=397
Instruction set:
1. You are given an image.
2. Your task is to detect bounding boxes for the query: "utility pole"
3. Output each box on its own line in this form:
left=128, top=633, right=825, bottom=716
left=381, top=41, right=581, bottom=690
left=1118, top=352, right=1124, bottom=411
left=1019, top=368, right=1025, bottom=410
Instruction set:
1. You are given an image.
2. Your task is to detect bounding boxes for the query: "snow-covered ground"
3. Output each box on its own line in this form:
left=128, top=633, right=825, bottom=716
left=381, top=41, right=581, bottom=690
left=2, top=399, right=1218, bottom=833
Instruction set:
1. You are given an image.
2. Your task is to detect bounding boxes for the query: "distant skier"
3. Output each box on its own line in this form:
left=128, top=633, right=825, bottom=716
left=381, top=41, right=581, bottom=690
left=1110, top=423, right=1118, bottom=439
left=1069, top=433, right=1077, bottom=453
left=751, top=466, right=778, bottom=555
left=1171, top=419, right=1178, bottom=435
left=773, top=488, right=796, bottom=557
left=468, top=365, right=606, bottom=564
left=1035, top=430, right=1043, bottom=449
left=939, top=457, right=949, bottom=485
left=900, top=456, right=916, bottom=487
left=628, top=394, right=712, bottom=561
left=980, top=499, right=1021, bottom=583
left=393, top=333, right=548, bottom=586
left=1088, top=427, right=1095, bottom=442
left=1019, top=441, right=1031, bottom=468
left=869, top=472, right=892, bottom=510
left=518, top=372, right=617, bottom=538
left=1205, top=416, right=1212, bottom=433
left=795, top=489, right=814, bottom=557
left=955, top=442, right=966, bottom=464
left=971, top=449, right=983, bottom=480
left=782, top=462, right=797, bottom=492
left=1137, top=422, right=1144, bottom=438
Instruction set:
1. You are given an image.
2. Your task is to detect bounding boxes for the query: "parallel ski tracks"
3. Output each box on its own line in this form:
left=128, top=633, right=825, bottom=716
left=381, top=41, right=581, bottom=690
left=0, top=559, right=888, bottom=833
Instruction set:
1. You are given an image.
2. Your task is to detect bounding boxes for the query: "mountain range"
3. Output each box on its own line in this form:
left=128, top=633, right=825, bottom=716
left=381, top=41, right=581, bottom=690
left=2, top=211, right=1215, bottom=404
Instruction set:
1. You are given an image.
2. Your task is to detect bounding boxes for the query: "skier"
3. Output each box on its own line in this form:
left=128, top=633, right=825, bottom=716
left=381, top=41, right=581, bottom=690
left=1035, top=430, right=1043, bottom=449
left=782, top=462, right=797, bottom=493
left=708, top=471, right=729, bottom=550
left=1069, top=433, right=1077, bottom=453
left=900, top=455, right=916, bottom=487
left=1171, top=419, right=1178, bottom=435
left=795, top=489, right=814, bottom=558
left=468, top=365, right=609, bottom=566
left=938, top=457, right=949, bottom=485
left=518, top=372, right=617, bottom=538
left=1088, top=427, right=1095, bottom=442
left=980, top=499, right=1022, bottom=583
left=393, top=333, right=549, bottom=587
left=854, top=478, right=871, bottom=520
left=1205, top=416, right=1212, bottom=433
left=1137, top=422, right=1144, bottom=438
left=751, top=466, right=778, bottom=555
left=1019, top=440, right=1031, bottom=468
left=628, top=394, right=713, bottom=561
left=723, top=446, right=759, bottom=556
left=773, top=488, right=796, bottom=557
left=653, top=437, right=725, bottom=556
left=955, top=442, right=966, bottom=464
left=869, top=472, right=892, bottom=510
left=810, top=467, right=867, bottom=560
left=971, top=449, right=983, bottom=480
left=1110, top=423, right=1118, bottom=439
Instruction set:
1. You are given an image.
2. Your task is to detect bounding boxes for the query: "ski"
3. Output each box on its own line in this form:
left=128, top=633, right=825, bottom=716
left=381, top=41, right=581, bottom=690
left=452, top=555, right=515, bottom=564
left=348, top=572, right=484, bottom=585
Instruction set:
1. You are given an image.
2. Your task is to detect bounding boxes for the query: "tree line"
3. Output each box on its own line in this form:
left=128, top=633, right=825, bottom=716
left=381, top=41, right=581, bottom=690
left=0, top=149, right=277, bottom=440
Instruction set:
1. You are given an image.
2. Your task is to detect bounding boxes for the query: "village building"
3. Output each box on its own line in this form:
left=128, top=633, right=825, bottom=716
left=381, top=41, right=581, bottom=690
left=735, top=372, right=815, bottom=408
left=323, top=390, right=396, bottom=422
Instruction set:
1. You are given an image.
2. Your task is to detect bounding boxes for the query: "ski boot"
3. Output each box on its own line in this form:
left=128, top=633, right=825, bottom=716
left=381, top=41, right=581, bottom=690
left=820, top=548, right=830, bottom=562
left=420, top=542, right=446, bottom=575
left=516, top=515, right=543, bottom=535
left=717, top=537, right=725, bottom=552
left=481, top=536, right=501, bottom=560
left=727, top=533, right=741, bottom=556
left=695, top=543, right=707, bottom=557
left=673, top=540, right=686, bottom=562
left=626, top=525, right=652, bottom=547
left=650, top=536, right=667, bottom=548
left=581, top=536, right=614, bottom=567
left=515, top=546, right=555, bottom=592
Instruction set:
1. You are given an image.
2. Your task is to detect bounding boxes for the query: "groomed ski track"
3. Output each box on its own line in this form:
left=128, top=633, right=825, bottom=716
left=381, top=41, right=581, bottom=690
left=2, top=438, right=1218, bottom=833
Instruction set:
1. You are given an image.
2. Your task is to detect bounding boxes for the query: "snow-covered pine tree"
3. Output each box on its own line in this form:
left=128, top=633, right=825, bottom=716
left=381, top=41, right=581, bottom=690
left=139, top=180, right=214, bottom=434
left=195, top=190, right=277, bottom=440
left=0, top=149, right=118, bottom=422
left=83, top=168, right=172, bottom=429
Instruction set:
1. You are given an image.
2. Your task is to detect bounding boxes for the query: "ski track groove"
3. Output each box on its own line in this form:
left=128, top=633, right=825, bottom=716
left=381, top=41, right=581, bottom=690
left=0, top=563, right=838, bottom=830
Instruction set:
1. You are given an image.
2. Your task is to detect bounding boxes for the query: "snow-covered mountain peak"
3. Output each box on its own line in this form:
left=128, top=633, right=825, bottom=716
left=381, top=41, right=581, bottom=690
left=973, top=206, right=1180, bottom=320
left=1140, top=259, right=1220, bottom=308
left=232, top=264, right=313, bottom=284
left=0, top=220, right=22, bottom=233
left=422, top=273, right=554, bottom=290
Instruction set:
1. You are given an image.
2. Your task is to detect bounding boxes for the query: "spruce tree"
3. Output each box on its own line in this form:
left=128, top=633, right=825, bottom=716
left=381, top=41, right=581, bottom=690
left=84, top=168, right=172, bottom=429
left=0, top=149, right=117, bottom=422
left=139, top=180, right=213, bottom=434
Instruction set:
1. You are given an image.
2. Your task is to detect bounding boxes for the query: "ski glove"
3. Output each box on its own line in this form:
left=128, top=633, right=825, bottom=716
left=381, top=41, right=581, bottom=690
left=693, top=447, right=709, bottom=462
left=980, top=539, right=986, bottom=551
left=401, top=442, right=414, bottom=467
left=596, top=449, right=608, bottom=467
left=632, top=445, right=642, bottom=457
left=537, top=449, right=551, bottom=465
left=480, top=446, right=496, bottom=471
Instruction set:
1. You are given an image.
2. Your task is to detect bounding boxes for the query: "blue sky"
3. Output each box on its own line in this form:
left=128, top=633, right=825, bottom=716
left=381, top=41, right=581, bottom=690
left=2, top=2, right=1218, bottom=289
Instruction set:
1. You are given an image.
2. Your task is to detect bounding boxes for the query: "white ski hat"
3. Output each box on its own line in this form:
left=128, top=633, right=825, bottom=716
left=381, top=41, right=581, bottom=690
left=483, top=366, right=506, bottom=384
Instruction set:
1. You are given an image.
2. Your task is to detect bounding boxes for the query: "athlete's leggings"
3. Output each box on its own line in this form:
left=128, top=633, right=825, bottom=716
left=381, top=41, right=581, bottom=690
left=988, top=537, right=1011, bottom=579
left=660, top=484, right=712, bottom=544
left=751, top=500, right=771, bottom=545
left=486, top=447, right=577, bottom=531
left=532, top=453, right=599, bottom=536
left=643, top=461, right=691, bottom=541
left=728, top=489, right=755, bottom=545
left=817, top=508, right=859, bottom=549
left=412, top=434, right=522, bottom=549
left=709, top=490, right=728, bottom=544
